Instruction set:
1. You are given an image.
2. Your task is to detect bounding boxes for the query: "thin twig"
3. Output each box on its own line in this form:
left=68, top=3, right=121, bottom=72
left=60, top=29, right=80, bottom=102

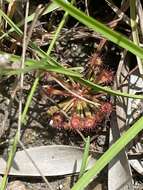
left=18, top=140, right=54, bottom=190
left=130, top=0, right=143, bottom=75
left=85, top=0, right=89, bottom=16
left=96, top=0, right=130, bottom=54
left=52, top=76, right=100, bottom=107
left=26, top=4, right=46, bottom=48
left=105, top=0, right=130, bottom=25
left=17, top=0, right=29, bottom=138
left=137, top=0, right=143, bottom=37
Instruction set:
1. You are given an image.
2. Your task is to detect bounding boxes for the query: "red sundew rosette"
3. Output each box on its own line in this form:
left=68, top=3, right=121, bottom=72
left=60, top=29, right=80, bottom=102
left=95, top=69, right=114, bottom=84
left=100, top=102, right=112, bottom=114
left=51, top=112, right=64, bottom=128
left=51, top=102, right=112, bottom=130
left=83, top=116, right=96, bottom=129
left=88, top=54, right=103, bottom=68
left=70, top=114, right=84, bottom=130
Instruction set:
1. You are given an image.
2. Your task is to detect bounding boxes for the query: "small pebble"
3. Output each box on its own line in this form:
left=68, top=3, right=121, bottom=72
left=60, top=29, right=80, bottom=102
left=7, top=181, right=29, bottom=190
left=58, top=184, right=63, bottom=190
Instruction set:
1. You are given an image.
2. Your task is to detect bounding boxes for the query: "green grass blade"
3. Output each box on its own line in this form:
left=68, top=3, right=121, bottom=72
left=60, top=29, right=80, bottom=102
left=53, top=0, right=143, bottom=59
left=71, top=116, right=143, bottom=190
left=0, top=65, right=82, bottom=77
left=0, top=9, right=22, bottom=35
left=79, top=78, right=143, bottom=99
left=3, top=64, right=143, bottom=99
left=21, top=77, right=39, bottom=123
left=0, top=50, right=143, bottom=99
left=46, top=4, right=71, bottom=54
left=0, top=51, right=82, bottom=77
left=0, top=133, right=19, bottom=189
left=79, top=136, right=90, bottom=178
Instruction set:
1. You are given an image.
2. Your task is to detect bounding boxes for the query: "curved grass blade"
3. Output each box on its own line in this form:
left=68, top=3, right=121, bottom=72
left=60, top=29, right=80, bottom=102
left=53, top=0, right=143, bottom=60
left=79, top=78, right=143, bottom=99
left=0, top=65, right=82, bottom=78
left=0, top=50, right=143, bottom=99
left=79, top=136, right=90, bottom=178
left=0, top=8, right=22, bottom=36
left=0, top=133, right=18, bottom=189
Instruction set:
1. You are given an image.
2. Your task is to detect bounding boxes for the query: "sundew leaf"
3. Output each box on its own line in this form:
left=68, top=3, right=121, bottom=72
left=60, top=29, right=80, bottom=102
left=71, top=116, right=143, bottom=190
left=53, top=0, right=143, bottom=60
